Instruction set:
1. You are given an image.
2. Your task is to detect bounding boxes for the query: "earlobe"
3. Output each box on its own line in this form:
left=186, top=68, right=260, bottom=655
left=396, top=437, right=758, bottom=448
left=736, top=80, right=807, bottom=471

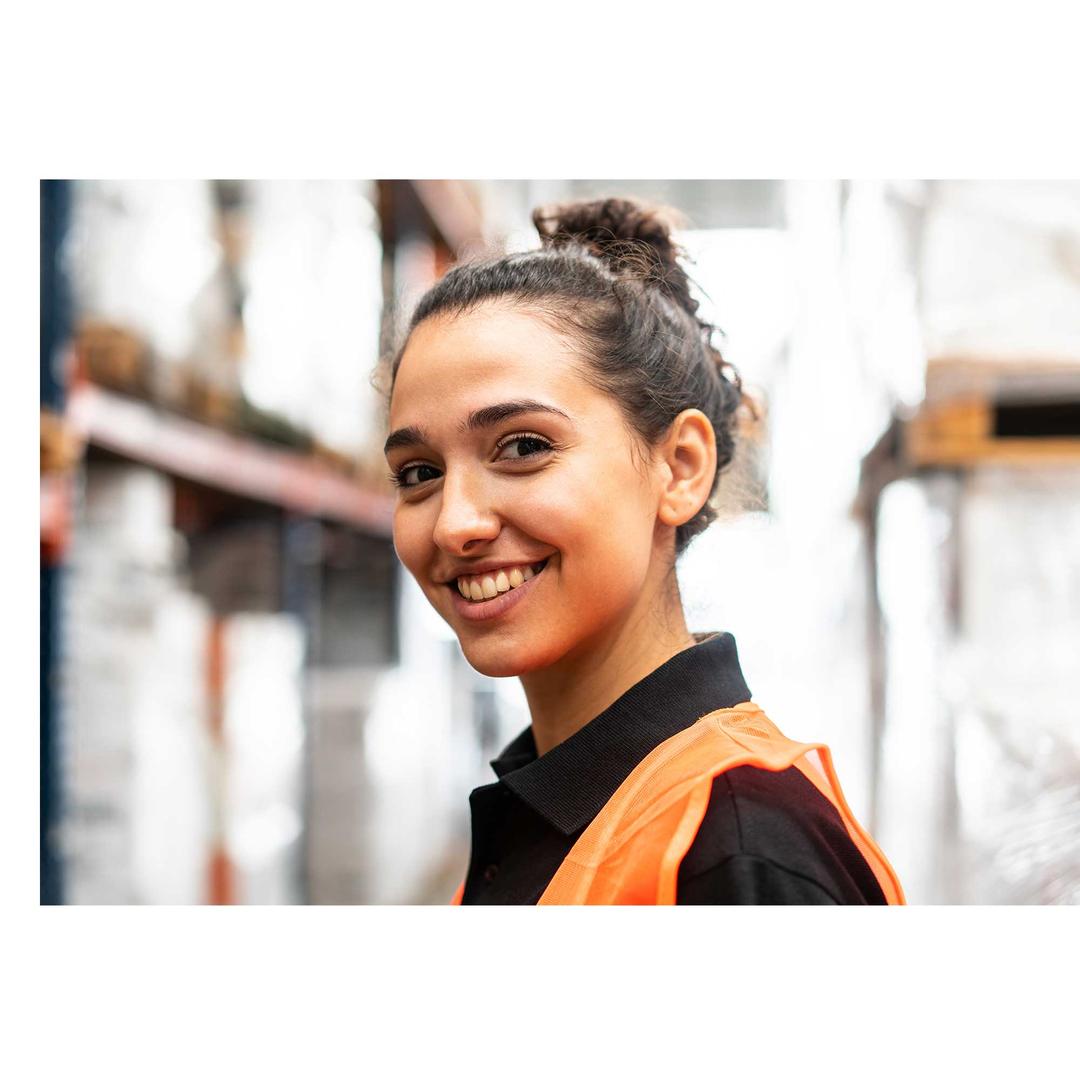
left=657, top=491, right=699, bottom=528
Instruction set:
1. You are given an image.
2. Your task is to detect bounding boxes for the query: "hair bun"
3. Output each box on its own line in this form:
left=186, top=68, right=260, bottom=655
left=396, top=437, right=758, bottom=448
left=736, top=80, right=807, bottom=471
left=532, top=196, right=701, bottom=320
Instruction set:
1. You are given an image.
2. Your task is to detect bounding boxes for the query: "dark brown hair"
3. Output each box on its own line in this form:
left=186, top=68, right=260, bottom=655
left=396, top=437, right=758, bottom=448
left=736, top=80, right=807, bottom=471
left=388, top=195, right=755, bottom=556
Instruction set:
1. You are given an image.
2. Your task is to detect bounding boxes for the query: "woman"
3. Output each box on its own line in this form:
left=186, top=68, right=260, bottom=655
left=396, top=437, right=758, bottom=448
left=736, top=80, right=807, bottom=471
left=382, top=196, right=904, bottom=905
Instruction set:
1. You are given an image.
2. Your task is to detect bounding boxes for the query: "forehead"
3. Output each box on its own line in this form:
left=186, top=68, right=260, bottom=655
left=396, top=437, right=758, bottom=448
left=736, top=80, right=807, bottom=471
left=390, top=304, right=591, bottom=426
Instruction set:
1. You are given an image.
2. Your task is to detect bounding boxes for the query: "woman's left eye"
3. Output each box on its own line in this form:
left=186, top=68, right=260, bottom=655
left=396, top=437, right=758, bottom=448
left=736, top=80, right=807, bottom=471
left=495, top=433, right=554, bottom=461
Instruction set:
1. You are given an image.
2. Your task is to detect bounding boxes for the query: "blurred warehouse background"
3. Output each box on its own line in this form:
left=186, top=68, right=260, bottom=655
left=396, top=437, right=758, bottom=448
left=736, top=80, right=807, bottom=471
left=39, top=179, right=1080, bottom=905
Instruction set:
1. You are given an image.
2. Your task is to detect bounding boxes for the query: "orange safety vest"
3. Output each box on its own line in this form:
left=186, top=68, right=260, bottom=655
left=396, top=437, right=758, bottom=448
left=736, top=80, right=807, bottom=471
left=451, top=701, right=905, bottom=905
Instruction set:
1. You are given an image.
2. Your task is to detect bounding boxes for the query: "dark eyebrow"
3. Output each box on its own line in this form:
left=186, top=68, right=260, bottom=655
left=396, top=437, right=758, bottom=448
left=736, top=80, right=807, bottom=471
left=383, top=399, right=572, bottom=456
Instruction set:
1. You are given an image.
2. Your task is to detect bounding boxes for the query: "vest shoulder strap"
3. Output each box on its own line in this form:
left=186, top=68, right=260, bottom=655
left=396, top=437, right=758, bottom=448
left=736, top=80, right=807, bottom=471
left=536, top=702, right=905, bottom=905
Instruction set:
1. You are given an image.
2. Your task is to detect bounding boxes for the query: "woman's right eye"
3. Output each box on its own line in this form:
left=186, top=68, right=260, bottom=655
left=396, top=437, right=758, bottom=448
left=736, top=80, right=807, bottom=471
left=391, top=463, right=442, bottom=489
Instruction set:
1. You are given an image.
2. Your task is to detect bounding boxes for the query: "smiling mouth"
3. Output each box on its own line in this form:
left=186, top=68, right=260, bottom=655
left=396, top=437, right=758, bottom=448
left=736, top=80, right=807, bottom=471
left=448, top=558, right=550, bottom=603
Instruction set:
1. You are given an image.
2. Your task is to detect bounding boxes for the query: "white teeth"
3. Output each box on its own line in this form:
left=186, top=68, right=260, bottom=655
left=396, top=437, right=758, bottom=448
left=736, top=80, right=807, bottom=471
left=456, top=560, right=545, bottom=602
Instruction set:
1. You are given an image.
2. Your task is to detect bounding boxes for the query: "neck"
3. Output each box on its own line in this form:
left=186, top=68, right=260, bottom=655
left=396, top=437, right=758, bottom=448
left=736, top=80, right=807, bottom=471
left=519, top=579, right=696, bottom=757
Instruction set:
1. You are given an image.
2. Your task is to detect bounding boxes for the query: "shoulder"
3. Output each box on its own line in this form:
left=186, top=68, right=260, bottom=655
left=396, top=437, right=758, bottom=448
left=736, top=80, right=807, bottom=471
left=675, top=765, right=888, bottom=905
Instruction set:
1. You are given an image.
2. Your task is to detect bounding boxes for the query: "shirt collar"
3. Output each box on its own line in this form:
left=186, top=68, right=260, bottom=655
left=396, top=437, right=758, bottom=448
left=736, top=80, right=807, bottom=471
left=488, top=631, right=752, bottom=835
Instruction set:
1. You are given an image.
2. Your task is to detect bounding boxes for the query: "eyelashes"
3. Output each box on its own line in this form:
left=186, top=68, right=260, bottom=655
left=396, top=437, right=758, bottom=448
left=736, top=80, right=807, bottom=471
left=389, top=432, right=555, bottom=490
left=388, top=464, right=439, bottom=489
left=493, top=431, right=553, bottom=461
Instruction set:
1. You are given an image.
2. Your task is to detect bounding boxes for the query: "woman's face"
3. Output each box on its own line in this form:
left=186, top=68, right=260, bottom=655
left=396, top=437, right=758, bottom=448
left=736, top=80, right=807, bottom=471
left=387, top=302, right=672, bottom=679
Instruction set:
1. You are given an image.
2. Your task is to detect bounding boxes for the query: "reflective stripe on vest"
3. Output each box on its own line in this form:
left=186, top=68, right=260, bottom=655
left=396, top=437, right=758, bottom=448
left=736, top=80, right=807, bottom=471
left=451, top=702, right=905, bottom=905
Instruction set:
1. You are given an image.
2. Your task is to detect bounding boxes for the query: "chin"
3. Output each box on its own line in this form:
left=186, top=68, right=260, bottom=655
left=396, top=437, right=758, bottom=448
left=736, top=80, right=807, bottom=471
left=457, top=633, right=564, bottom=679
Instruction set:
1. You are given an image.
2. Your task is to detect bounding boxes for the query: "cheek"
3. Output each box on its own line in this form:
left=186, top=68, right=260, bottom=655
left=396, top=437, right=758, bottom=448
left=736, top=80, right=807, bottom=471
left=392, top=508, right=432, bottom=580
left=518, top=465, right=656, bottom=585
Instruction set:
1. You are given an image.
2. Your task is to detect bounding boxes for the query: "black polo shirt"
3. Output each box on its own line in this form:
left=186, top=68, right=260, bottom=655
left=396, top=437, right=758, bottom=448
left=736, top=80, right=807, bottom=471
left=461, top=631, right=887, bottom=905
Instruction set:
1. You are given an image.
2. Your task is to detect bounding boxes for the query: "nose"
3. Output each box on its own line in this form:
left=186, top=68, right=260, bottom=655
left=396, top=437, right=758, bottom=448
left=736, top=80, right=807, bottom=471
left=431, top=468, right=501, bottom=555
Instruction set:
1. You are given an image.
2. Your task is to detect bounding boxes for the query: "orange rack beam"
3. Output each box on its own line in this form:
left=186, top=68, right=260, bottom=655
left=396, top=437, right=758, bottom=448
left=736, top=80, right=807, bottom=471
left=67, top=382, right=394, bottom=536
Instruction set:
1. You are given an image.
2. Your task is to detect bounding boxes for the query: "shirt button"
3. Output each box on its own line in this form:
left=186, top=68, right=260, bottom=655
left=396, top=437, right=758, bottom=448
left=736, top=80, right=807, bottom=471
left=483, top=864, right=499, bottom=882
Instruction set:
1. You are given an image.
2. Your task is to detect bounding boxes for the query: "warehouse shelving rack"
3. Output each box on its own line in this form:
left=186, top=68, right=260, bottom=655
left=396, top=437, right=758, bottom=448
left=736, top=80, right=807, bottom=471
left=855, top=355, right=1080, bottom=839
left=41, top=178, right=492, bottom=904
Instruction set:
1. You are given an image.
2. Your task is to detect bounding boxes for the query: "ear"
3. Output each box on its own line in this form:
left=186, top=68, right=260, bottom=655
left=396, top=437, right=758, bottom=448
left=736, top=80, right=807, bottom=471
left=656, top=409, right=718, bottom=529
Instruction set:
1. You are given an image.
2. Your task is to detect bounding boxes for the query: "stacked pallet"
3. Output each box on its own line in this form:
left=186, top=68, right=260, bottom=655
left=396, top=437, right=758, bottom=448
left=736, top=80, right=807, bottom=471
left=904, top=356, right=1080, bottom=468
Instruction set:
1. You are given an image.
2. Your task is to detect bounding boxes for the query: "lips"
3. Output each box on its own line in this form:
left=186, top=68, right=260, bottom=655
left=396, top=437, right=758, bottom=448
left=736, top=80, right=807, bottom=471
left=453, top=559, right=549, bottom=602
left=442, top=556, right=547, bottom=582
left=447, top=557, right=550, bottom=623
